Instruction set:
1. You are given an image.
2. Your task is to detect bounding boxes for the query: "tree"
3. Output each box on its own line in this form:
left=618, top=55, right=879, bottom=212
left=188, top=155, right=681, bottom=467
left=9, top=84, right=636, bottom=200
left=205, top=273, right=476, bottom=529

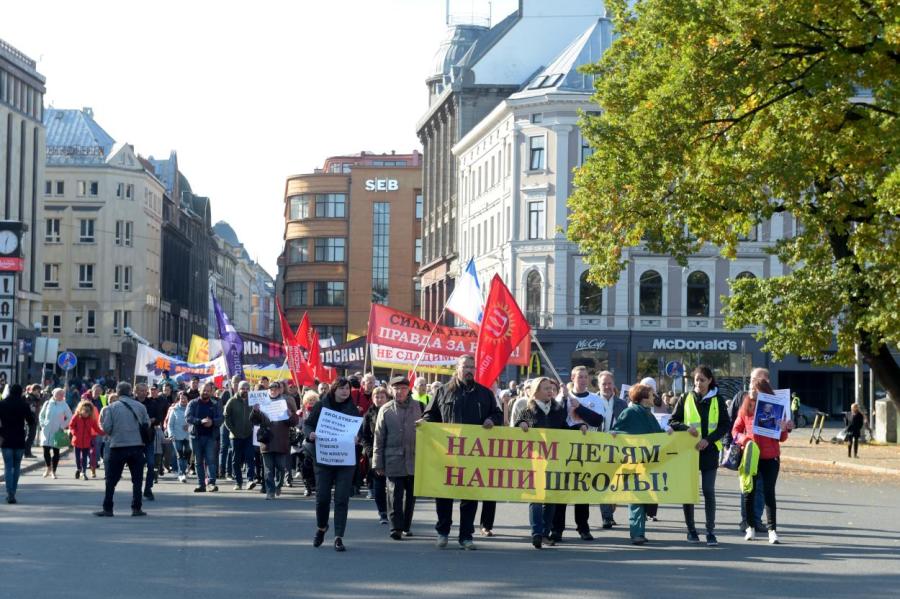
left=569, top=0, right=900, bottom=406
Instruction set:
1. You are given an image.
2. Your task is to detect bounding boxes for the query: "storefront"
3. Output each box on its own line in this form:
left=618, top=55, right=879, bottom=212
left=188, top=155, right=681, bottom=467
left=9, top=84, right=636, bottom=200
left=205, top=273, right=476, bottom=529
left=526, top=330, right=630, bottom=383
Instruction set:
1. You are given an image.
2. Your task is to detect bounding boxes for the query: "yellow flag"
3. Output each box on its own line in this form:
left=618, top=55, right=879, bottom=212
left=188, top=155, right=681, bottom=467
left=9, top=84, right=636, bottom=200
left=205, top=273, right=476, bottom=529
left=346, top=333, right=360, bottom=341
left=187, top=335, right=209, bottom=363
left=414, top=423, right=699, bottom=504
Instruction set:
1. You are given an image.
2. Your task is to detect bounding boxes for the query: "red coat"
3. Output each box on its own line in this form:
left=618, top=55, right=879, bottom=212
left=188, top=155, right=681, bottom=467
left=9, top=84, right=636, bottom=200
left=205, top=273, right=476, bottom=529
left=731, top=410, right=788, bottom=460
left=68, top=414, right=103, bottom=449
left=351, top=389, right=372, bottom=416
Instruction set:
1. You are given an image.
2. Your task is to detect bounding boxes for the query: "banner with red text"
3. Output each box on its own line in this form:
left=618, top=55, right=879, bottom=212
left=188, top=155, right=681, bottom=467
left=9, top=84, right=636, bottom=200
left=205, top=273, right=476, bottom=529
left=367, top=304, right=529, bottom=365
left=370, top=343, right=457, bottom=374
left=414, top=423, right=699, bottom=504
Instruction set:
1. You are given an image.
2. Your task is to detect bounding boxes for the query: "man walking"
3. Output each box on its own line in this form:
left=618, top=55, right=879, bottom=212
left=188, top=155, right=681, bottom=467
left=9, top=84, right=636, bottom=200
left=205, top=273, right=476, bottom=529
left=596, top=371, right=627, bottom=529
left=224, top=380, right=256, bottom=490
left=95, top=382, right=149, bottom=517
left=421, top=355, right=502, bottom=550
left=186, top=382, right=223, bottom=492
left=135, top=383, right=163, bottom=501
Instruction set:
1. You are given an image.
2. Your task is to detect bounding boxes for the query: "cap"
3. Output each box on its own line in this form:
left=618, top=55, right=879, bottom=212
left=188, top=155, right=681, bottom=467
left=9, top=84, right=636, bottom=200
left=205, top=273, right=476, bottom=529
left=389, top=375, right=410, bottom=387
left=639, top=377, right=658, bottom=393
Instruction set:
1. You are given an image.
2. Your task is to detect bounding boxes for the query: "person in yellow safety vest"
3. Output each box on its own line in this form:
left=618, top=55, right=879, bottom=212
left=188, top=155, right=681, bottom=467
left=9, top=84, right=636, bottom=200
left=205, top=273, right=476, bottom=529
left=790, top=393, right=801, bottom=425
left=669, top=365, right=730, bottom=547
left=412, top=378, right=430, bottom=408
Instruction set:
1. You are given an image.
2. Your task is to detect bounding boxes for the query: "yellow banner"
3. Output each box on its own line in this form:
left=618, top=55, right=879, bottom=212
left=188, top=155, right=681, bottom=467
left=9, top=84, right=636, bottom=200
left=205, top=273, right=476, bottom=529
left=414, top=423, right=699, bottom=504
left=188, top=335, right=209, bottom=363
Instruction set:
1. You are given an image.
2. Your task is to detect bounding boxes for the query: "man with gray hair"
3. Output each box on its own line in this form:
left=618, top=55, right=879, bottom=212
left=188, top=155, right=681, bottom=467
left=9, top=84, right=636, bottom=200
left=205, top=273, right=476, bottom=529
left=95, top=382, right=150, bottom=517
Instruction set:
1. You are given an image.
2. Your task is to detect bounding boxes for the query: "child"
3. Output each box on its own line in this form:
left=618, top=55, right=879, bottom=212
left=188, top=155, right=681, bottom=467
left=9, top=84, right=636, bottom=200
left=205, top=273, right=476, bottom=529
left=69, top=399, right=104, bottom=479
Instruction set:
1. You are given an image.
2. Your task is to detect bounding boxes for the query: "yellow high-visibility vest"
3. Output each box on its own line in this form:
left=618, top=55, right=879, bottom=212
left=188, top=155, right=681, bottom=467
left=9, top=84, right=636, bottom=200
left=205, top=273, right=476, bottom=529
left=684, top=392, right=722, bottom=451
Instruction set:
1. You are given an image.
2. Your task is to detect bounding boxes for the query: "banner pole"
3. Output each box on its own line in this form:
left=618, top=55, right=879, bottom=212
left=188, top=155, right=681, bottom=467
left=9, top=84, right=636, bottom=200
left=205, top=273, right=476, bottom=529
left=409, top=305, right=448, bottom=377
left=530, top=330, right=565, bottom=389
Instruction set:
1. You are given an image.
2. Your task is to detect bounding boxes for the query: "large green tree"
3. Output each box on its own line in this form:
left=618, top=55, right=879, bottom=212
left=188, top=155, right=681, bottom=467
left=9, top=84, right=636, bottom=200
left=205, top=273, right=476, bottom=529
left=570, top=0, right=900, bottom=405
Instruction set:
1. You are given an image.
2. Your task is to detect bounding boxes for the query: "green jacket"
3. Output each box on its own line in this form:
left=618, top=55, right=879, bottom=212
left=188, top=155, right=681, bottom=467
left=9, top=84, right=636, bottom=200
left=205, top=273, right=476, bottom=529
left=611, top=403, right=663, bottom=435
left=224, top=395, right=253, bottom=440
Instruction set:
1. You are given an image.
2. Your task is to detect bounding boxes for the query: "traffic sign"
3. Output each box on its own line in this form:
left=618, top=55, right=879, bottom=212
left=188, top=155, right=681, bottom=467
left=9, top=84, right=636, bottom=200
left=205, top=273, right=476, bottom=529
left=58, top=351, right=77, bottom=371
left=664, top=360, right=684, bottom=378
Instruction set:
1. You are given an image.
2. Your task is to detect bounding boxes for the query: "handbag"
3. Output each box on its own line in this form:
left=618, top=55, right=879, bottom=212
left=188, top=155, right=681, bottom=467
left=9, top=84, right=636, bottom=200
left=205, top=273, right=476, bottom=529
left=52, top=428, right=71, bottom=449
left=121, top=400, right=154, bottom=445
left=720, top=442, right=742, bottom=471
left=256, top=425, right=272, bottom=445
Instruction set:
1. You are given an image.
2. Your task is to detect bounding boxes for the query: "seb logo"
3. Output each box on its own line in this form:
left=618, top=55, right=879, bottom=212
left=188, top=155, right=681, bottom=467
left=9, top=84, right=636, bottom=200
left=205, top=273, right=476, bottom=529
left=365, top=179, right=399, bottom=192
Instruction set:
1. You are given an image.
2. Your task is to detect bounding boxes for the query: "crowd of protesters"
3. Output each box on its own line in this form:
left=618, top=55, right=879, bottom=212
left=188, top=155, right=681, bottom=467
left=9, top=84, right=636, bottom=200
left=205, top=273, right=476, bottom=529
left=0, top=359, right=802, bottom=551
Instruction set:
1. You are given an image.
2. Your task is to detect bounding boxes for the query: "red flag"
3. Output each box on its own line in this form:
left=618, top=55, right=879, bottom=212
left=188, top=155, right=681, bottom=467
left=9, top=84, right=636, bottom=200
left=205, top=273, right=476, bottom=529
left=276, top=300, right=315, bottom=387
left=408, top=370, right=417, bottom=390
left=475, top=275, right=531, bottom=387
left=308, top=330, right=323, bottom=380
left=296, top=313, right=312, bottom=351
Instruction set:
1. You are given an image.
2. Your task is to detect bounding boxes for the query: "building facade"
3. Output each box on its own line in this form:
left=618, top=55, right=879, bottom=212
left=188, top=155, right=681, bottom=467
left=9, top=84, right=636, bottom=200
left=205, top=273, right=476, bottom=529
left=0, top=38, right=46, bottom=383
left=279, top=152, right=422, bottom=342
left=42, top=108, right=163, bottom=380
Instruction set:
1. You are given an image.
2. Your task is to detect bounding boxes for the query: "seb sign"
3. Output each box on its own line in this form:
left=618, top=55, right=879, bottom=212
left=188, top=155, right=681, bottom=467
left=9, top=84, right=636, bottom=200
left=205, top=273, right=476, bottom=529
left=365, top=178, right=399, bottom=192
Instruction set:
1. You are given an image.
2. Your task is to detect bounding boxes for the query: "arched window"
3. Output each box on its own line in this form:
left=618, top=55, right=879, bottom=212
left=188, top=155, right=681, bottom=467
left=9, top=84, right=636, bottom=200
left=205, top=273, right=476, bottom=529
left=639, top=270, right=662, bottom=316
left=579, top=271, right=602, bottom=315
left=526, top=271, right=542, bottom=327
left=687, top=270, right=710, bottom=317
left=736, top=271, right=756, bottom=280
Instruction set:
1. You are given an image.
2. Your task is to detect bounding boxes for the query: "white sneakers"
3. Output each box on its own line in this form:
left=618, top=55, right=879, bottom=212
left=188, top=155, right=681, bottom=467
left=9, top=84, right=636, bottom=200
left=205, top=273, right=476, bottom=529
left=178, top=474, right=186, bottom=483
left=744, top=527, right=755, bottom=541
left=768, top=530, right=779, bottom=544
left=746, top=527, right=780, bottom=544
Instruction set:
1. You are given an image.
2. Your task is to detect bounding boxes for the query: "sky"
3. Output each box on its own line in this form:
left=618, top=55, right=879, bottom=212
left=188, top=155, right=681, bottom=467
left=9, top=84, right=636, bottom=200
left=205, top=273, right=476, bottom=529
left=3, top=0, right=519, bottom=277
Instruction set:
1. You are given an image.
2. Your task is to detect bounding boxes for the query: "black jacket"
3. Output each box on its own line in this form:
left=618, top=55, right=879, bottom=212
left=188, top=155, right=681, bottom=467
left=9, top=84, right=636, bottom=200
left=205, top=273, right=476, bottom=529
left=423, top=378, right=502, bottom=426
left=846, top=412, right=865, bottom=435
left=0, top=396, right=37, bottom=449
left=361, top=403, right=380, bottom=459
left=303, top=394, right=361, bottom=465
left=516, top=400, right=568, bottom=430
left=670, top=390, right=730, bottom=471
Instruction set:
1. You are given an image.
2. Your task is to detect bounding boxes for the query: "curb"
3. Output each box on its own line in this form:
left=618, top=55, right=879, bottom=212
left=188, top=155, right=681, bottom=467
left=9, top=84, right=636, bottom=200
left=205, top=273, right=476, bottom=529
left=0, top=447, right=73, bottom=483
left=781, top=455, right=900, bottom=478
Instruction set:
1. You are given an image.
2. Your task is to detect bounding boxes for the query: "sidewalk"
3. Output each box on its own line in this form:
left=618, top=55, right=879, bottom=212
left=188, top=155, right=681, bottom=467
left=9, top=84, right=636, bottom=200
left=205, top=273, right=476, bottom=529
left=780, top=423, right=900, bottom=478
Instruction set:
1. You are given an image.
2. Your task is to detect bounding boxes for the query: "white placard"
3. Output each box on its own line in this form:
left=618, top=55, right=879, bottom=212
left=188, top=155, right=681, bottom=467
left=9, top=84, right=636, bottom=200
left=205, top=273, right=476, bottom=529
left=261, top=399, right=289, bottom=422
left=752, top=391, right=790, bottom=439
left=252, top=425, right=261, bottom=447
left=654, top=413, right=672, bottom=429
left=774, top=388, right=791, bottom=421
left=248, top=390, right=269, bottom=407
left=315, top=407, right=363, bottom=466
left=619, top=384, right=632, bottom=401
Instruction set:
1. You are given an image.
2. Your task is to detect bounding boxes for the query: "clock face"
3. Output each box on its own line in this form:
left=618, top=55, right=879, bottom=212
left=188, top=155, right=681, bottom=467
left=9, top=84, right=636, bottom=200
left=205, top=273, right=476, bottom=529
left=0, top=231, right=18, bottom=254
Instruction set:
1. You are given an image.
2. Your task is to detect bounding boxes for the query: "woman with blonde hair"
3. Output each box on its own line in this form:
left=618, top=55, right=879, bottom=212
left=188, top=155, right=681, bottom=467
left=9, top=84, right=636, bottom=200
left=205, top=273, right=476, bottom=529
left=68, top=399, right=104, bottom=479
left=38, top=388, right=72, bottom=479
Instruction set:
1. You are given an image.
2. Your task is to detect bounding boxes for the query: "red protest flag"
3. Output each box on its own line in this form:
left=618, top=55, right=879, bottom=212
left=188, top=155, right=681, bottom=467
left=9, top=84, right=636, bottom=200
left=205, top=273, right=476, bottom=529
left=475, top=275, right=531, bottom=388
left=276, top=300, right=315, bottom=387
left=308, top=329, right=323, bottom=379
left=295, top=312, right=312, bottom=351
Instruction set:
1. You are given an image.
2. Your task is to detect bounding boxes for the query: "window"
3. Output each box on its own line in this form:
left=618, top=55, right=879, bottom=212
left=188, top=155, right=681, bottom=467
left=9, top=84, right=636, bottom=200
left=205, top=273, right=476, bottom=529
left=126, top=184, right=134, bottom=199
left=74, top=313, right=83, bottom=334
left=738, top=227, right=758, bottom=242
left=342, top=163, right=352, bottom=174
left=89, top=181, right=99, bottom=196
left=415, top=192, right=423, bottom=219
left=44, top=180, right=52, bottom=195
left=288, top=238, right=308, bottom=263
left=314, top=237, right=346, bottom=262
left=527, top=201, right=545, bottom=240
left=77, top=180, right=86, bottom=197
left=531, top=113, right=543, bottom=124
left=687, top=271, right=710, bottom=317
left=314, top=281, right=346, bottom=306
left=289, top=195, right=310, bottom=220
left=116, top=183, right=124, bottom=198
left=415, top=238, right=422, bottom=263
left=579, top=271, right=602, bottom=315
left=78, top=219, right=95, bottom=243
left=581, top=136, right=594, bottom=164
left=736, top=271, right=756, bottom=280
left=529, top=136, right=545, bottom=170
left=526, top=271, right=542, bottom=327
left=45, top=219, right=61, bottom=243
left=414, top=280, right=422, bottom=312
left=78, top=264, right=94, bottom=289
left=114, top=266, right=132, bottom=291
left=639, top=270, right=663, bottom=316
left=113, top=310, right=121, bottom=335
left=41, top=313, right=62, bottom=334
left=43, top=264, right=60, bottom=289
left=314, top=325, right=346, bottom=344
left=86, top=310, right=96, bottom=334
left=315, top=193, right=346, bottom=218
left=115, top=221, right=133, bottom=246
left=123, top=310, right=131, bottom=330
left=285, top=282, right=307, bottom=307
left=372, top=203, right=390, bottom=304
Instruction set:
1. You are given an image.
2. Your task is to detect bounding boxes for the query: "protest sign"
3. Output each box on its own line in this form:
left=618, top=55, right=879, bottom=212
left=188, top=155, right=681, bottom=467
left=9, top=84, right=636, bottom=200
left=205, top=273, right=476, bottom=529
left=619, top=384, right=632, bottom=401
left=315, top=407, right=364, bottom=466
left=414, top=423, right=698, bottom=504
left=774, top=388, right=792, bottom=421
left=261, top=399, right=290, bottom=422
left=654, top=413, right=672, bottom=429
left=753, top=391, right=789, bottom=439
left=252, top=425, right=261, bottom=448
left=248, top=390, right=269, bottom=407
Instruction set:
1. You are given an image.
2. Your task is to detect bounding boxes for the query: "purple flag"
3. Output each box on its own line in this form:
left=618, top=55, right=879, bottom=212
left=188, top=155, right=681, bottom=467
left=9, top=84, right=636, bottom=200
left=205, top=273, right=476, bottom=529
left=212, top=292, right=244, bottom=379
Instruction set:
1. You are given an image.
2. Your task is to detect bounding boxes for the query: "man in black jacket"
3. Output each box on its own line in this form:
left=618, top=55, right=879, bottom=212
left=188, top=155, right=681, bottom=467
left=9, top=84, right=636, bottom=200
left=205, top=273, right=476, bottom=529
left=0, top=384, right=38, bottom=503
left=421, top=355, right=502, bottom=550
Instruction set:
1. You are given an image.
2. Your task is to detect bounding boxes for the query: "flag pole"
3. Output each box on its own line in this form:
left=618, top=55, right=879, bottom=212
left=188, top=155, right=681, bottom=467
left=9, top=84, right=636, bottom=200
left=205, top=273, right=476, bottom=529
left=529, top=330, right=565, bottom=388
left=409, top=305, right=448, bottom=378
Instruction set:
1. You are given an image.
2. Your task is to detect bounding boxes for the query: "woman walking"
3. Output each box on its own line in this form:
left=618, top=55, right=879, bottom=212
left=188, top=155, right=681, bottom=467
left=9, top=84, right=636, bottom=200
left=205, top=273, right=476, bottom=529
left=0, top=384, right=37, bottom=503
left=732, top=378, right=794, bottom=544
left=166, top=392, right=192, bottom=482
left=845, top=403, right=866, bottom=458
left=38, top=388, right=73, bottom=479
left=68, top=400, right=104, bottom=479
left=304, top=377, right=360, bottom=552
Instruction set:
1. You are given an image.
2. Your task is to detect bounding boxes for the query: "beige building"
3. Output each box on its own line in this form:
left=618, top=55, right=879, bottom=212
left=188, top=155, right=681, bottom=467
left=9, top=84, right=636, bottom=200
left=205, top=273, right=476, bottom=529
left=42, top=108, right=163, bottom=379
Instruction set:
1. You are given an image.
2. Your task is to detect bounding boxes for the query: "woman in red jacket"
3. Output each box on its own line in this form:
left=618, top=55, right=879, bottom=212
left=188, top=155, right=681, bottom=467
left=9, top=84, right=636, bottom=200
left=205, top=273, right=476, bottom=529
left=731, top=379, right=794, bottom=544
left=68, top=399, right=104, bottom=479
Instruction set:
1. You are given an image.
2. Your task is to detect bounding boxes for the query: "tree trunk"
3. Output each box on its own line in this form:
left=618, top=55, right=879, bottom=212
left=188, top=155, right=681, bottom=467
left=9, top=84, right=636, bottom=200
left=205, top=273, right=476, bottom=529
left=859, top=335, right=900, bottom=412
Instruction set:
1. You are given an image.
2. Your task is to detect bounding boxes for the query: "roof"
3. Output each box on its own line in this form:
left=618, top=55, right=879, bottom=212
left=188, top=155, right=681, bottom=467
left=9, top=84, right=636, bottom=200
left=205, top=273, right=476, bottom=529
left=512, top=17, right=614, bottom=99
left=44, top=108, right=116, bottom=166
left=147, top=151, right=178, bottom=195
left=455, top=10, right=520, bottom=73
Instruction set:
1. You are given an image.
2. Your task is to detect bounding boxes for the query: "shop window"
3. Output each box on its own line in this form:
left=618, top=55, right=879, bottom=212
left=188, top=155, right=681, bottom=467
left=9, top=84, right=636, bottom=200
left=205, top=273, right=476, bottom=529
left=639, top=270, right=662, bottom=316
left=579, top=271, right=602, bottom=315
left=686, top=271, right=710, bottom=317
left=736, top=271, right=755, bottom=280
left=525, top=270, right=542, bottom=327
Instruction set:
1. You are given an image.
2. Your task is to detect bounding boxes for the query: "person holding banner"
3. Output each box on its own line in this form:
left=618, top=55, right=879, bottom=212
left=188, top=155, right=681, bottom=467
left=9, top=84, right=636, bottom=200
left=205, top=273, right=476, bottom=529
left=420, top=355, right=503, bottom=550
left=732, top=378, right=793, bottom=544
left=250, top=381, right=299, bottom=499
left=225, top=381, right=257, bottom=491
left=373, top=376, right=423, bottom=540
left=610, top=384, right=673, bottom=545
left=304, top=377, right=360, bottom=552
left=669, top=366, right=729, bottom=547
left=517, top=377, right=580, bottom=549
left=596, top=371, right=627, bottom=530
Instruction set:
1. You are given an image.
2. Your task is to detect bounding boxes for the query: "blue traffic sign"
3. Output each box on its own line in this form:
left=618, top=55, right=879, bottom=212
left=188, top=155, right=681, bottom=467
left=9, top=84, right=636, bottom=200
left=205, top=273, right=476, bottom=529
left=57, top=351, right=77, bottom=371
left=664, top=360, right=684, bottom=378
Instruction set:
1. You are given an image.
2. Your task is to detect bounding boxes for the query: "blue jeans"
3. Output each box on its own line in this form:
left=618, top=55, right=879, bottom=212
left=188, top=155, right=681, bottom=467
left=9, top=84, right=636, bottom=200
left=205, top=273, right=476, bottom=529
left=629, top=504, right=647, bottom=539
left=75, top=447, right=91, bottom=473
left=191, top=435, right=217, bottom=487
left=263, top=452, right=287, bottom=494
left=231, top=437, right=255, bottom=486
left=219, top=425, right=232, bottom=477
left=143, top=440, right=155, bottom=493
left=2, top=448, right=25, bottom=497
left=173, top=439, right=191, bottom=476
left=741, top=477, right=765, bottom=525
left=529, top=503, right=556, bottom=537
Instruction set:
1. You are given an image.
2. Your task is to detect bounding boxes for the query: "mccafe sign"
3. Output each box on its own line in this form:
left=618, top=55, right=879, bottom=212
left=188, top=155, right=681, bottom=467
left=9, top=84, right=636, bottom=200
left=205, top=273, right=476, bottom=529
left=652, top=338, right=738, bottom=351
left=575, top=338, right=607, bottom=351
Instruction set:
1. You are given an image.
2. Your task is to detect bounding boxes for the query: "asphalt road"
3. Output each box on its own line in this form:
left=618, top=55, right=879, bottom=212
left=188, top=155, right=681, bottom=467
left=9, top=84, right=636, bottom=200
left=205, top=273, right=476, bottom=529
left=1, top=457, right=898, bottom=599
